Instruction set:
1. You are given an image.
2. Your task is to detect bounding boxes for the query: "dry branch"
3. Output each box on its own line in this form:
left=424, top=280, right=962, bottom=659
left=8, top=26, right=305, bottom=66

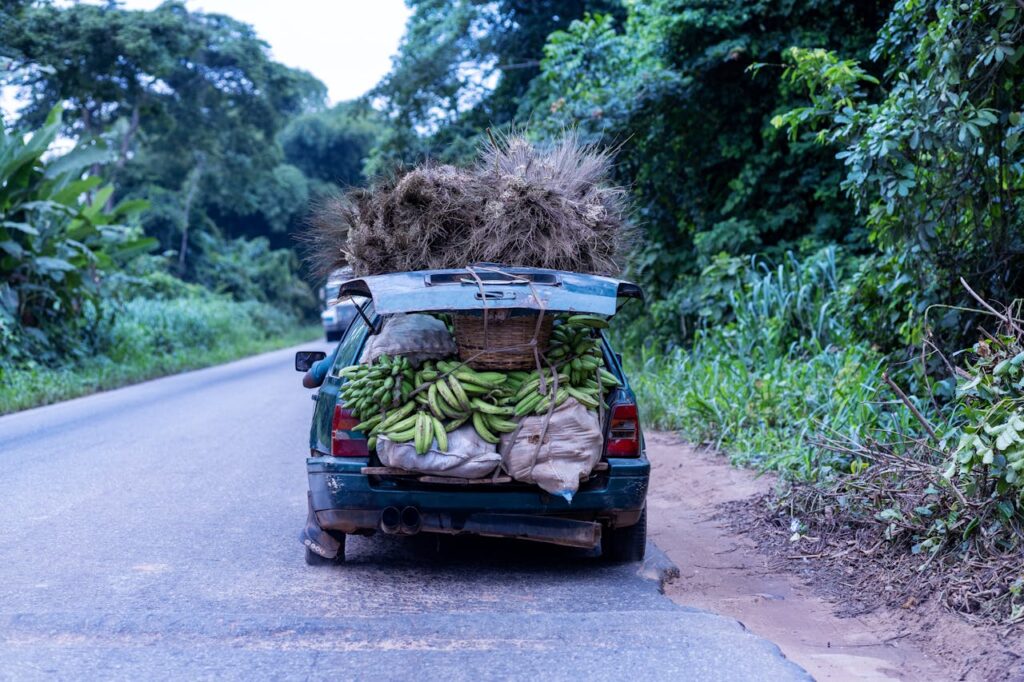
left=302, top=133, right=636, bottom=277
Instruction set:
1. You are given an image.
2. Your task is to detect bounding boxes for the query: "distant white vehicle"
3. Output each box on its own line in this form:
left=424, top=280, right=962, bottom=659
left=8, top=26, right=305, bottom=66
left=320, top=268, right=362, bottom=342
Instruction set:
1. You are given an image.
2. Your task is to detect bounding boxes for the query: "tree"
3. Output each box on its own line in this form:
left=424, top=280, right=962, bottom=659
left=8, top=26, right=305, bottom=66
left=1, top=0, right=326, bottom=269
left=369, top=0, right=621, bottom=168
left=279, top=101, right=384, bottom=190
left=525, top=0, right=891, bottom=303
left=772, top=0, right=1024, bottom=349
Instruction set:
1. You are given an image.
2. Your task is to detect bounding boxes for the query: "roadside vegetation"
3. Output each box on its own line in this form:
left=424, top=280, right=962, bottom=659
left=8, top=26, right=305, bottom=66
left=1, top=298, right=317, bottom=414
left=3, top=0, right=1022, bottom=622
left=587, top=0, right=1023, bottom=623
left=0, top=2, right=381, bottom=412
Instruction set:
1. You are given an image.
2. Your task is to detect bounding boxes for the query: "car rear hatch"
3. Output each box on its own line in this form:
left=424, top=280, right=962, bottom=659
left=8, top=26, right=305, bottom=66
left=331, top=265, right=644, bottom=485
left=333, top=265, right=642, bottom=315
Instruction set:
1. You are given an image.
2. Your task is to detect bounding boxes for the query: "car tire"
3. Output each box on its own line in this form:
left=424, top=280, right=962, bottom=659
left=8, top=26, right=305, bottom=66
left=325, top=330, right=341, bottom=342
left=601, top=507, right=647, bottom=563
left=304, top=533, right=346, bottom=566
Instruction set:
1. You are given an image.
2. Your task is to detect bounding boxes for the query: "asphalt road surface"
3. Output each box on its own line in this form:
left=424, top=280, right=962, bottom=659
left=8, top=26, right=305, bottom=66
left=0, top=344, right=810, bottom=681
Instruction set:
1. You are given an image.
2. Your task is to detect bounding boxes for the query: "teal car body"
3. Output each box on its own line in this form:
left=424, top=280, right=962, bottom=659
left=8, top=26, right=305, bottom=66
left=300, top=266, right=648, bottom=564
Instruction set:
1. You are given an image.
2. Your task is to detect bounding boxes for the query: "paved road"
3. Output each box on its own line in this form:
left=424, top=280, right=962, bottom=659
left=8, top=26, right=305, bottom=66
left=0, top=345, right=809, bottom=681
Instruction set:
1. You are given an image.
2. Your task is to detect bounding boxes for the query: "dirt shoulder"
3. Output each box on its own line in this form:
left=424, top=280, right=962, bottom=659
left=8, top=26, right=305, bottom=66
left=645, top=431, right=1021, bottom=681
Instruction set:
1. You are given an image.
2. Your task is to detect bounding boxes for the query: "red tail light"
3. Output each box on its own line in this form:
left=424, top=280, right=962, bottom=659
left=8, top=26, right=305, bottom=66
left=606, top=402, right=641, bottom=457
left=332, top=404, right=368, bottom=457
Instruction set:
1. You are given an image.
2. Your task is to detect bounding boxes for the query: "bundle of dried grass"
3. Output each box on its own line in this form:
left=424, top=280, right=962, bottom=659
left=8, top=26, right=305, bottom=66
left=305, top=133, right=635, bottom=277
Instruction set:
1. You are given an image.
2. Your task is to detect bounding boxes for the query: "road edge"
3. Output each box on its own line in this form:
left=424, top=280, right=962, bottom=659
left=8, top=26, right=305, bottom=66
left=638, top=542, right=681, bottom=593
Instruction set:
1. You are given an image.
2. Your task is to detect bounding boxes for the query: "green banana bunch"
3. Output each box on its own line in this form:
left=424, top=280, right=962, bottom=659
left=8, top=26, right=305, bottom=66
left=338, top=354, right=417, bottom=420
left=502, top=313, right=625, bottom=414
left=351, top=357, right=525, bottom=451
left=415, top=360, right=521, bottom=442
left=340, top=336, right=624, bottom=455
left=375, top=410, right=448, bottom=455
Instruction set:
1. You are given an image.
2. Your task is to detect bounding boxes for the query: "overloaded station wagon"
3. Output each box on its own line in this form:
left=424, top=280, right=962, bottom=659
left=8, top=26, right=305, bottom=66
left=295, top=266, right=648, bottom=565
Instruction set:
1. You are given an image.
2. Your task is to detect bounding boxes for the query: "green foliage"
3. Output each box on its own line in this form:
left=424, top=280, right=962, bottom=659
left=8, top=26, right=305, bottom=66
left=728, top=247, right=848, bottom=351
left=2, top=0, right=327, bottom=264
left=0, top=0, right=353, bottom=345
left=620, top=253, right=748, bottom=346
left=374, top=0, right=483, bottom=132
left=0, top=2, right=344, bottom=415
left=192, top=232, right=316, bottom=318
left=0, top=107, right=154, bottom=359
left=771, top=0, right=1024, bottom=350
left=370, top=0, right=619, bottom=168
left=4, top=1, right=324, bottom=143
left=96, top=296, right=293, bottom=367
left=0, top=294, right=317, bottom=414
left=838, top=249, right=958, bottom=357
left=526, top=0, right=887, bottom=302
left=624, top=249, right=909, bottom=479
left=280, top=102, right=383, bottom=189
left=947, top=327, right=1024, bottom=498
left=631, top=342, right=888, bottom=477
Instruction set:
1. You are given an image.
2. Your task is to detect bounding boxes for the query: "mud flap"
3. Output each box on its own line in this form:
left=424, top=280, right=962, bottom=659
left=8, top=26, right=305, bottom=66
left=301, top=492, right=342, bottom=559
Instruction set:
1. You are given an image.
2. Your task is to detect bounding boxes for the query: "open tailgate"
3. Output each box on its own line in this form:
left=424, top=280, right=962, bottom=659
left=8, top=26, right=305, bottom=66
left=334, top=266, right=643, bottom=315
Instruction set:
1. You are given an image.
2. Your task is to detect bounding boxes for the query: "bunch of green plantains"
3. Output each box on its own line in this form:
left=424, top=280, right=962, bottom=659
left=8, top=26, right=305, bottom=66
left=337, top=314, right=621, bottom=455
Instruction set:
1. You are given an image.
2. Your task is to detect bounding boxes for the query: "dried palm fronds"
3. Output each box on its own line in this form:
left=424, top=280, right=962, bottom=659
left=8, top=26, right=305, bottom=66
left=304, top=133, right=635, bottom=277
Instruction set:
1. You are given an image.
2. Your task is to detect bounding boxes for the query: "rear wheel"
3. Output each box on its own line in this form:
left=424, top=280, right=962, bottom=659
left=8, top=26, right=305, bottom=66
left=602, top=507, right=646, bottom=563
left=325, top=329, right=341, bottom=342
left=304, top=533, right=346, bottom=566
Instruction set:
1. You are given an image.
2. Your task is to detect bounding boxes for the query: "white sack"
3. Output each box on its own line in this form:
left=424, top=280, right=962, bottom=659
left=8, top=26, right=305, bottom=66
left=499, top=398, right=603, bottom=502
left=377, top=424, right=501, bottom=479
left=360, top=313, right=456, bottom=365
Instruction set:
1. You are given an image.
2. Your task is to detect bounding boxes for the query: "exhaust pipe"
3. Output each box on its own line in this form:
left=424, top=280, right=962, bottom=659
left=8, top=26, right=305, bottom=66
left=400, top=506, right=421, bottom=535
left=380, top=506, right=401, bottom=534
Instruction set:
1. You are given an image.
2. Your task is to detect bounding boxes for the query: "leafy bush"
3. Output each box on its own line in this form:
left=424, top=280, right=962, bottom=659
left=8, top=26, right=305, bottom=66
left=0, top=107, right=154, bottom=360
left=0, top=294, right=313, bottom=414
left=192, top=232, right=316, bottom=319
left=777, top=300, right=1024, bottom=623
left=947, top=315, right=1024, bottom=497
left=624, top=248, right=917, bottom=479
left=770, top=1, right=1024, bottom=353
left=100, top=297, right=291, bottom=364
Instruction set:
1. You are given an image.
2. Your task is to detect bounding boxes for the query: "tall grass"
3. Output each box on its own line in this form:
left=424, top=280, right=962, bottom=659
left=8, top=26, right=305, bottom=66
left=0, top=296, right=318, bottom=414
left=629, top=341, right=900, bottom=478
left=626, top=248, right=921, bottom=480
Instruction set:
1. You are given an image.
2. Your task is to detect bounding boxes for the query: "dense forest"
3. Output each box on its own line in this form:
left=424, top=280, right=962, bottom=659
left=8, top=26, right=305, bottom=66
left=2, top=0, right=1023, bottom=621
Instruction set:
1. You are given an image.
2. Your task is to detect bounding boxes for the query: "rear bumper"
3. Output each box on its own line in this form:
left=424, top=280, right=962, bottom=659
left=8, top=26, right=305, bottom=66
left=306, top=456, right=650, bottom=546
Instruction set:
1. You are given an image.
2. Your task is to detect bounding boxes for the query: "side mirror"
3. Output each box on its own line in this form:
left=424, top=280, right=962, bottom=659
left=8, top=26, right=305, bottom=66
left=295, top=350, right=327, bottom=372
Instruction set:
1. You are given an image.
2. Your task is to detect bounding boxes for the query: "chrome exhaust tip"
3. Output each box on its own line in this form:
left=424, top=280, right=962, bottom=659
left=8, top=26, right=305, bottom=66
left=380, top=506, right=401, bottom=534
left=400, top=506, right=421, bottom=535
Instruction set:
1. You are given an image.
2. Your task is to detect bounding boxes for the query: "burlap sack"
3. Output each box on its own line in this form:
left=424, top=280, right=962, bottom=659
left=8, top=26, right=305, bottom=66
left=360, top=313, right=456, bottom=365
left=499, top=398, right=603, bottom=501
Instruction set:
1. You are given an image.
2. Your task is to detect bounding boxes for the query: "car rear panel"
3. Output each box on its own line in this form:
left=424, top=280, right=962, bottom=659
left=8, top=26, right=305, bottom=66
left=307, top=455, right=649, bottom=525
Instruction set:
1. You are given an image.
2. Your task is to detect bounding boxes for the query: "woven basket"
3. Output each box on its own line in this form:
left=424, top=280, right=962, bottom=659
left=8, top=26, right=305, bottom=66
left=453, top=310, right=553, bottom=370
